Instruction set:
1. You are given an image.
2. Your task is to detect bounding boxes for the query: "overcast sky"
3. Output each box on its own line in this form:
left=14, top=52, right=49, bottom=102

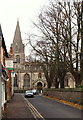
left=0, top=0, right=49, bottom=55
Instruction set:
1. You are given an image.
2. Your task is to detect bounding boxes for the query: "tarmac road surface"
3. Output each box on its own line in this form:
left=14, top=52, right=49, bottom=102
left=26, top=95, right=82, bottom=119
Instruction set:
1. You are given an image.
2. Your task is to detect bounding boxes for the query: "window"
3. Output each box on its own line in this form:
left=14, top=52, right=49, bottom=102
left=25, top=65, right=29, bottom=70
left=24, top=73, right=30, bottom=87
left=16, top=55, right=20, bottom=63
left=15, top=43, right=19, bottom=52
left=15, top=45, right=18, bottom=51
left=38, top=72, right=42, bottom=79
left=14, top=74, right=18, bottom=87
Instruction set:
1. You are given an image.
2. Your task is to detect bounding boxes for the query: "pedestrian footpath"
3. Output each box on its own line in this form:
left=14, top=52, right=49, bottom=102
left=2, top=93, right=34, bottom=120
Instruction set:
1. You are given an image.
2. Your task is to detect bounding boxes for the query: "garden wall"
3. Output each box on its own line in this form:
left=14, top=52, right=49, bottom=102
left=43, top=89, right=83, bottom=105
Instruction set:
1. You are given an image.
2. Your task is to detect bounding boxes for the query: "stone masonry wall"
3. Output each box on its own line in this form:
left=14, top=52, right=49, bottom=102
left=43, top=90, right=83, bottom=105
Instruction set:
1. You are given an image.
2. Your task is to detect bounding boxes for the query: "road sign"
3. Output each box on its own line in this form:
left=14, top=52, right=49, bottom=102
left=5, top=59, right=13, bottom=68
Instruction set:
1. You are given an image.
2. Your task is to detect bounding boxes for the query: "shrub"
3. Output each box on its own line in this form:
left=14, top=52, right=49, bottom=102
left=76, top=84, right=83, bottom=88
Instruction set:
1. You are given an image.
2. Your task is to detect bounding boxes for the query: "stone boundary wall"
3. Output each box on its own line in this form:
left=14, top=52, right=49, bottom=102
left=43, top=90, right=83, bottom=105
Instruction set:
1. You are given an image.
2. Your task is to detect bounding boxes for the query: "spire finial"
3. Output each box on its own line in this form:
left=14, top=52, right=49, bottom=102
left=17, top=18, right=19, bottom=27
left=17, top=17, right=19, bottom=22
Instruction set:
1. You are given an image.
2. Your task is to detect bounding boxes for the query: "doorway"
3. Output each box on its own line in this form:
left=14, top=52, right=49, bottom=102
left=37, top=82, right=42, bottom=91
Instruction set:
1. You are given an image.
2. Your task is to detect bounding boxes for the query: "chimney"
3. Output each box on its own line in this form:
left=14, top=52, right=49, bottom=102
left=9, top=47, right=13, bottom=58
left=10, top=47, right=13, bottom=54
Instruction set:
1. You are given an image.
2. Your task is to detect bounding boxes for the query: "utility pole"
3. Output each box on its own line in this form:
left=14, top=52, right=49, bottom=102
left=81, top=1, right=83, bottom=84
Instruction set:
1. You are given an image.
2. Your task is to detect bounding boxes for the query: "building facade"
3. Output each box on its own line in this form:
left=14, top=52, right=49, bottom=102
left=11, top=21, right=47, bottom=90
left=0, top=25, right=9, bottom=119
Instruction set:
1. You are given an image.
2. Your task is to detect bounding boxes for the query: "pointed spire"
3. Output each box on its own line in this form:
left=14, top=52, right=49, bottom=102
left=17, top=18, right=19, bottom=28
left=16, top=19, right=20, bottom=34
left=12, top=20, right=25, bottom=54
left=13, top=20, right=22, bottom=44
left=17, top=17, right=19, bottom=22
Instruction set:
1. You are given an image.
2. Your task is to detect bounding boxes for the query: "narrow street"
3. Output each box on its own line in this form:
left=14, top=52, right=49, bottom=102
left=25, top=94, right=82, bottom=119
left=0, top=1, right=83, bottom=120
left=2, top=93, right=82, bottom=120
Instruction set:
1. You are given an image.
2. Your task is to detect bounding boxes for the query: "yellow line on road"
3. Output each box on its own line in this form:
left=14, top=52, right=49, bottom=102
left=42, top=95, right=83, bottom=110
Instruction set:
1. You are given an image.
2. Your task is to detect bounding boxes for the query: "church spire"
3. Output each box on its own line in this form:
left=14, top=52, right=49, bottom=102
left=13, top=20, right=22, bottom=44
left=12, top=20, right=25, bottom=54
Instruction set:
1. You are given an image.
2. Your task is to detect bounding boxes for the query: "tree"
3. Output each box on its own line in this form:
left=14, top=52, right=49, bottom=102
left=80, top=1, right=83, bottom=84
left=26, top=0, right=82, bottom=88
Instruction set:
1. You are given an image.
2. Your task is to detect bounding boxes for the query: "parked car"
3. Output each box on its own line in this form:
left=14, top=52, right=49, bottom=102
left=24, top=90, right=34, bottom=98
left=32, top=89, right=38, bottom=95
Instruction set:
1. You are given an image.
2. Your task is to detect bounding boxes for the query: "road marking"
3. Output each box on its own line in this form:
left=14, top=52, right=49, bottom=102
left=22, top=95, right=45, bottom=120
left=42, top=95, right=83, bottom=110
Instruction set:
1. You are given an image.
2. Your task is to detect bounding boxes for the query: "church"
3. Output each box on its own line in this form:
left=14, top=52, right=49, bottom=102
left=11, top=20, right=47, bottom=90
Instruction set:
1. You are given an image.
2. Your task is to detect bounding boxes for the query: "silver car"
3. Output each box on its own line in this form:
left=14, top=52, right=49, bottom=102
left=24, top=90, right=34, bottom=98
left=32, top=89, right=38, bottom=95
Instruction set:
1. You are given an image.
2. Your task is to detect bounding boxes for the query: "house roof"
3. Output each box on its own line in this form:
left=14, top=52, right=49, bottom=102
left=0, top=24, right=8, bottom=58
left=0, top=24, right=2, bottom=36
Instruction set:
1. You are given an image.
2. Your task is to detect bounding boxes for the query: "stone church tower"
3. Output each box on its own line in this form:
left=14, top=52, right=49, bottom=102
left=11, top=20, right=47, bottom=90
left=11, top=20, right=25, bottom=89
left=11, top=20, right=25, bottom=64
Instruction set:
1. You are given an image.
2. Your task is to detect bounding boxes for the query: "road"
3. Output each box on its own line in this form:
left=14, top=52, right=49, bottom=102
left=26, top=95, right=82, bottom=119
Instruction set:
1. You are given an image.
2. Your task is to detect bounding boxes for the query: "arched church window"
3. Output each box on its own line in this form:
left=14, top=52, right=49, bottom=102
left=24, top=73, right=30, bottom=87
left=64, top=79, right=68, bottom=87
left=15, top=44, right=18, bottom=52
left=14, top=74, right=18, bottom=87
left=38, top=72, right=42, bottom=79
left=25, top=65, right=29, bottom=70
left=16, top=55, right=20, bottom=63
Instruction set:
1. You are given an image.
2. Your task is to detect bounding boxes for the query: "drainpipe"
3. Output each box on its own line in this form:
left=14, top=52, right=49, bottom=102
left=0, top=58, right=2, bottom=120
left=0, top=71, right=2, bottom=120
left=0, top=38, right=2, bottom=120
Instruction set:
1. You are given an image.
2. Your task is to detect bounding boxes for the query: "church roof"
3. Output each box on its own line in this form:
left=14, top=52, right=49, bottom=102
left=21, top=61, right=41, bottom=66
left=0, top=24, right=8, bottom=58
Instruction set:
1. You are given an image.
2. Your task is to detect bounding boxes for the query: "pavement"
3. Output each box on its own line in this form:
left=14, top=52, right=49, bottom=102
left=2, top=93, right=34, bottom=120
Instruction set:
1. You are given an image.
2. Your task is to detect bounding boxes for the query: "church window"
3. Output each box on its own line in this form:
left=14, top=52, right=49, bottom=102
left=24, top=73, right=30, bottom=87
left=15, top=45, right=18, bottom=51
left=25, top=65, right=29, bottom=70
left=64, top=79, right=68, bottom=87
left=16, top=55, right=20, bottom=63
left=15, top=44, right=18, bottom=52
left=14, top=74, right=18, bottom=87
left=38, top=72, right=42, bottom=79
